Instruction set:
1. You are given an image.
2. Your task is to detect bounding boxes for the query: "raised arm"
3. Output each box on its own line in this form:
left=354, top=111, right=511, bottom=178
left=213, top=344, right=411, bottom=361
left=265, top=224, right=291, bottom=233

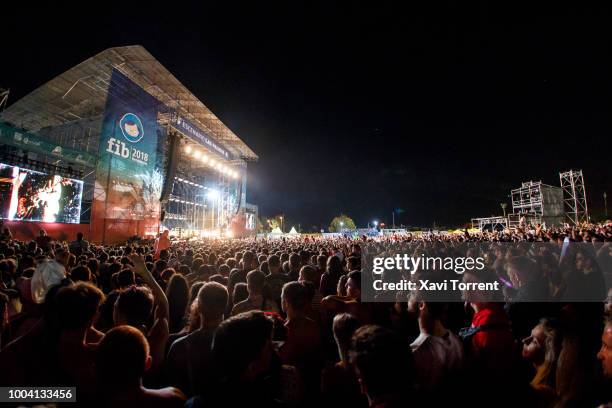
left=130, top=254, right=169, bottom=322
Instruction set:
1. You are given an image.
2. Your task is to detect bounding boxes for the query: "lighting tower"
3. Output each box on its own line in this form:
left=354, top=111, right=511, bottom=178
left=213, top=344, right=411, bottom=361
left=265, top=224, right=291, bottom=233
left=559, top=170, right=589, bottom=225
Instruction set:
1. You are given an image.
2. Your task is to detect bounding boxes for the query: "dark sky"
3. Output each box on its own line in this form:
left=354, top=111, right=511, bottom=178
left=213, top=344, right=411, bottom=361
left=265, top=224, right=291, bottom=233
left=3, top=1, right=612, bottom=230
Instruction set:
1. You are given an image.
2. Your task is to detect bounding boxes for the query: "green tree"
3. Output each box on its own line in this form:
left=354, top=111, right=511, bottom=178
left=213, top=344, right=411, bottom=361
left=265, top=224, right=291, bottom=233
left=257, top=216, right=268, bottom=233
left=329, top=214, right=356, bottom=232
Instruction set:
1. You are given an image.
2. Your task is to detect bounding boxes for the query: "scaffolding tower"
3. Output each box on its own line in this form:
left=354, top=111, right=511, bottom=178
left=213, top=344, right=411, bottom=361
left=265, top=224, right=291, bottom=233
left=559, top=170, right=589, bottom=225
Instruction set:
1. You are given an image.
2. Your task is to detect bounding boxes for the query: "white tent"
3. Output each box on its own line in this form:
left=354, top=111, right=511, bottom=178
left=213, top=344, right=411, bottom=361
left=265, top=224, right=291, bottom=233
left=288, top=226, right=299, bottom=235
left=270, top=227, right=283, bottom=235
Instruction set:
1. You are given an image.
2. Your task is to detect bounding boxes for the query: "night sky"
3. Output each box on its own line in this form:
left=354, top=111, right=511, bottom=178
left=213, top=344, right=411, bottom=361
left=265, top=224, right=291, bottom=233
left=3, top=1, right=611, bottom=230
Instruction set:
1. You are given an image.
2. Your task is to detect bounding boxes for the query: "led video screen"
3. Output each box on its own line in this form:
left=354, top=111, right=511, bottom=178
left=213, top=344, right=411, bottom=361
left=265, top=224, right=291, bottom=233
left=0, top=163, right=83, bottom=224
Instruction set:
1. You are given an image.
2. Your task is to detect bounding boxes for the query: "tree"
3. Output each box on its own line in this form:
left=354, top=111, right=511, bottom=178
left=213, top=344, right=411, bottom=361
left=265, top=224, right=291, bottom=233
left=329, top=214, right=356, bottom=232
left=257, top=216, right=268, bottom=233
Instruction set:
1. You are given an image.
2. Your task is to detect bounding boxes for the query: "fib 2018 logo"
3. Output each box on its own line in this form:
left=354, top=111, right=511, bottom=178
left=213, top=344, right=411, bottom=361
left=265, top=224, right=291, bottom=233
left=106, top=113, right=150, bottom=165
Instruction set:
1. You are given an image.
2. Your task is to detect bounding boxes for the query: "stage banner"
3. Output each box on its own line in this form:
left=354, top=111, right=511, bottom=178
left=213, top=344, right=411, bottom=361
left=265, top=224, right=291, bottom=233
left=170, top=114, right=231, bottom=160
left=0, top=122, right=96, bottom=166
left=95, top=69, right=164, bottom=221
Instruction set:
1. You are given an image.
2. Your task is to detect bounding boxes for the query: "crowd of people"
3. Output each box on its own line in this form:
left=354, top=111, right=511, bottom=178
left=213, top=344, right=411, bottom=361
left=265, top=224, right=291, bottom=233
left=0, top=223, right=610, bottom=407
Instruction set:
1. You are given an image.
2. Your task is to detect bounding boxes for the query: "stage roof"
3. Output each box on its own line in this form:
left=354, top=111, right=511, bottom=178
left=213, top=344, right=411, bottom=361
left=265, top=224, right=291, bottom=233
left=0, top=45, right=258, bottom=161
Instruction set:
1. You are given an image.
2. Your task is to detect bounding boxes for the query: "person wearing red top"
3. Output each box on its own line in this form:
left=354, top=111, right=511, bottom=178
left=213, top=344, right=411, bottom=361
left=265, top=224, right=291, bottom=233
left=154, top=230, right=171, bottom=259
left=469, top=303, right=515, bottom=374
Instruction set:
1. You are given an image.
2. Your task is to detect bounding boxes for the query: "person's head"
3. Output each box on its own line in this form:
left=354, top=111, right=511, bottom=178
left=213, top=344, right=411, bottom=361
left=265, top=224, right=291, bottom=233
left=76, top=232, right=84, bottom=241
left=333, top=313, right=361, bottom=363
left=407, top=273, right=449, bottom=323
left=218, top=264, right=230, bottom=277
left=166, top=274, right=190, bottom=329
left=154, top=259, right=167, bottom=274
left=298, top=265, right=317, bottom=284
left=597, top=316, right=612, bottom=379
left=507, top=256, right=537, bottom=287
left=317, top=255, right=327, bottom=270
left=462, top=267, right=499, bottom=305
left=522, top=318, right=562, bottom=388
left=242, top=251, right=255, bottom=270
left=350, top=325, right=414, bottom=401
left=327, top=255, right=343, bottom=276
left=198, top=282, right=228, bottom=321
left=281, top=281, right=307, bottom=316
left=289, top=253, right=300, bottom=270
left=114, top=285, right=153, bottom=327
left=39, top=229, right=46, bottom=237
left=246, top=270, right=265, bottom=296
left=267, top=255, right=281, bottom=274
left=233, top=282, right=249, bottom=304
left=70, top=265, right=92, bottom=283
left=56, top=282, right=104, bottom=332
left=96, top=325, right=151, bottom=389
left=116, top=269, right=135, bottom=289
left=212, top=311, right=274, bottom=381
left=347, top=256, right=361, bottom=272
left=346, top=271, right=361, bottom=299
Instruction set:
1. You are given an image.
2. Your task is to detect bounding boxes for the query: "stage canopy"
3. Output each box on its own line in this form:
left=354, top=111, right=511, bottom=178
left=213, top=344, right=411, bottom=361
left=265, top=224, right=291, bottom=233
left=0, top=45, right=258, bottom=162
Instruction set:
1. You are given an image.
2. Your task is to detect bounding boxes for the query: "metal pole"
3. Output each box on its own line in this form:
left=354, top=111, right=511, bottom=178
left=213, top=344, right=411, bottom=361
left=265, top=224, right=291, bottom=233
left=604, top=192, right=608, bottom=218
left=392, top=211, right=395, bottom=228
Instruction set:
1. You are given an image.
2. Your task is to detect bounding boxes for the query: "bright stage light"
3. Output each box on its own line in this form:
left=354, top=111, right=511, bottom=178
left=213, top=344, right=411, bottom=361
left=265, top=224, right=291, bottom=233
left=185, top=145, right=192, bottom=154
left=209, top=159, right=217, bottom=167
left=193, top=150, right=201, bottom=159
left=207, top=189, right=219, bottom=199
left=224, top=229, right=233, bottom=238
left=201, top=155, right=209, bottom=164
left=231, top=171, right=239, bottom=179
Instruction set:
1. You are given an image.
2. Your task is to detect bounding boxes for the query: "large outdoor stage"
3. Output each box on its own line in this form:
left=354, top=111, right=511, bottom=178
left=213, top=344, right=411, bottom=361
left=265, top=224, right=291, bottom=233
left=0, top=46, right=258, bottom=243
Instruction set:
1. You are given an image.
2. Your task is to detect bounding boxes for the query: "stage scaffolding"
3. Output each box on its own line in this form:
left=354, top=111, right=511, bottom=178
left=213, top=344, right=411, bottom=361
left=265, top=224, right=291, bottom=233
left=559, top=170, right=589, bottom=225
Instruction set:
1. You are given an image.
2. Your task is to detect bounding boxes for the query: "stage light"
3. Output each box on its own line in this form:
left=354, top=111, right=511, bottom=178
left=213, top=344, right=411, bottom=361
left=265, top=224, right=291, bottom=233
left=193, top=150, right=201, bottom=159
left=200, top=155, right=209, bottom=164
left=209, top=159, right=217, bottom=167
left=231, top=171, right=239, bottom=179
left=373, top=220, right=378, bottom=227
left=207, top=189, right=219, bottom=199
left=185, top=145, right=192, bottom=154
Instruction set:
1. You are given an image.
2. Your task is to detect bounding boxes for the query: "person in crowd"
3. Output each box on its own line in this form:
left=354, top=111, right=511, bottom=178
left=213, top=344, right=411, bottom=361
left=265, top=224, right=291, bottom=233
left=321, top=313, right=366, bottom=407
left=279, top=281, right=322, bottom=398
left=165, top=282, right=228, bottom=396
left=320, top=255, right=343, bottom=297
left=165, top=273, right=189, bottom=334
left=408, top=288, right=465, bottom=394
left=322, top=271, right=373, bottom=326
left=231, top=270, right=279, bottom=315
left=52, top=282, right=105, bottom=403
left=69, top=232, right=90, bottom=256
left=597, top=315, right=612, bottom=406
left=349, top=325, right=417, bottom=407
left=35, top=229, right=53, bottom=253
left=522, top=318, right=563, bottom=406
left=287, top=253, right=301, bottom=281
left=299, top=264, right=323, bottom=313
left=96, top=325, right=186, bottom=407
left=155, top=230, right=171, bottom=259
left=264, top=254, right=289, bottom=308
left=186, top=311, right=299, bottom=407
left=232, top=282, right=249, bottom=304
left=114, top=254, right=170, bottom=376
